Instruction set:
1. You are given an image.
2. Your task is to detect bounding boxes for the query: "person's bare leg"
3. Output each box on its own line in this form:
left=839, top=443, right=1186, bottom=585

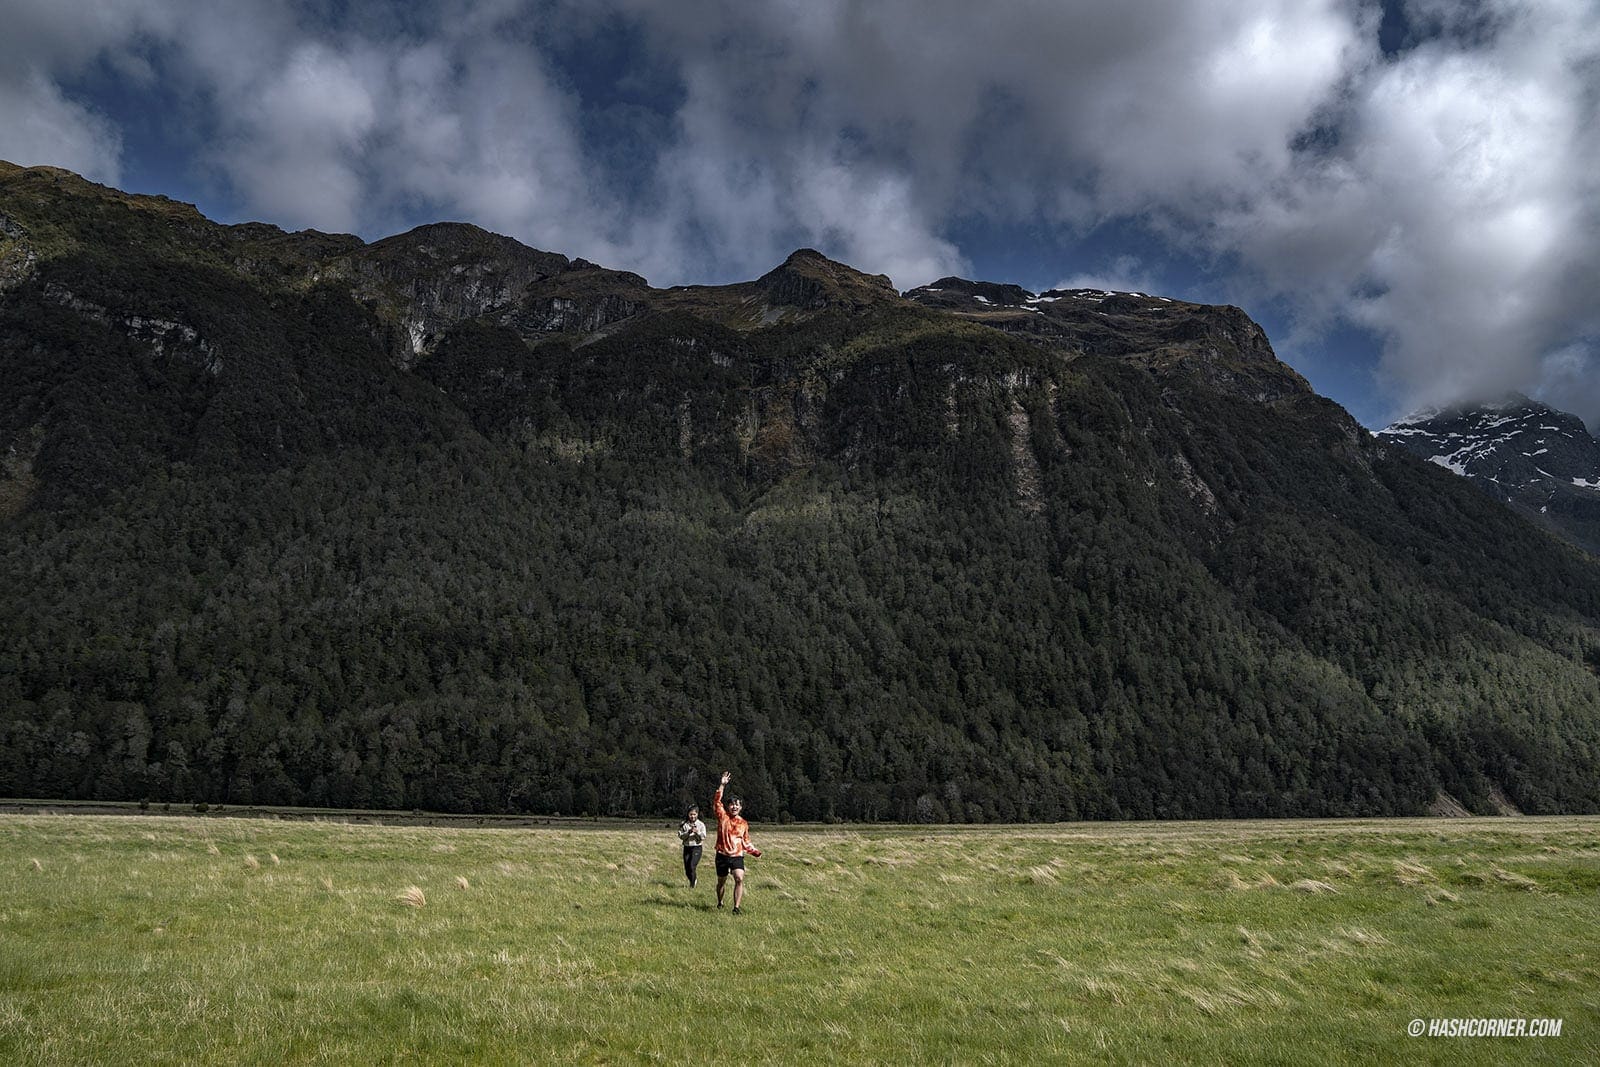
left=732, top=868, right=746, bottom=912
left=716, top=872, right=727, bottom=908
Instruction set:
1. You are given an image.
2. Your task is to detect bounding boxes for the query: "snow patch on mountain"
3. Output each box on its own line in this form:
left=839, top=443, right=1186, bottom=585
left=1379, top=393, right=1600, bottom=552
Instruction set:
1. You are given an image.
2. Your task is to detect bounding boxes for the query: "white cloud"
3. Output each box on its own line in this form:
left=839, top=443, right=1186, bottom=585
left=1215, top=0, right=1600, bottom=418
left=1536, top=342, right=1600, bottom=421
left=640, top=67, right=968, bottom=286
left=1351, top=42, right=1592, bottom=402
left=0, top=71, right=123, bottom=184
left=380, top=39, right=617, bottom=260
left=0, top=0, right=184, bottom=183
left=215, top=42, right=380, bottom=232
left=1052, top=255, right=1163, bottom=296
left=614, top=0, right=1366, bottom=283
left=791, top=162, right=966, bottom=287
left=139, top=6, right=620, bottom=258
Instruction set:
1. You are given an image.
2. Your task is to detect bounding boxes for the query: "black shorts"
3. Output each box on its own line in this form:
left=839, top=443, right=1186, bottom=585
left=715, top=853, right=745, bottom=876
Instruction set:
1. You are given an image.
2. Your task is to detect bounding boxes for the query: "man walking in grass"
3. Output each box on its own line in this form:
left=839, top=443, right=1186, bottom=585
left=713, top=770, right=760, bottom=914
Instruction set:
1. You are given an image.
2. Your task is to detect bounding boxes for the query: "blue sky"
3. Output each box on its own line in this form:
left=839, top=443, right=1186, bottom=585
left=3, top=0, right=1598, bottom=429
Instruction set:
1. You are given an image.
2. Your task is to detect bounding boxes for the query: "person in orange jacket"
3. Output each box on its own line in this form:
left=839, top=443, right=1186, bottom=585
left=712, top=769, right=761, bottom=914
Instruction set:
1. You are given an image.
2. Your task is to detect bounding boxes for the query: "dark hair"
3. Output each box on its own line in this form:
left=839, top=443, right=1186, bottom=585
left=686, top=806, right=699, bottom=816
left=729, top=797, right=744, bottom=807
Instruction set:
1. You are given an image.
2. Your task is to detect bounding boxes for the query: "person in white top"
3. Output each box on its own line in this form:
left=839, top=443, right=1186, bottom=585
left=678, top=806, right=707, bottom=887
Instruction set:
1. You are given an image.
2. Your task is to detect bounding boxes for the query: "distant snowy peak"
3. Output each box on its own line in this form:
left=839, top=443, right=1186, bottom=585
left=1378, top=395, right=1600, bottom=487
left=1377, top=394, right=1600, bottom=552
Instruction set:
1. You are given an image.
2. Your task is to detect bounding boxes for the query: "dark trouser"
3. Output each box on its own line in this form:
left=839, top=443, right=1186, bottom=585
left=683, top=845, right=702, bottom=886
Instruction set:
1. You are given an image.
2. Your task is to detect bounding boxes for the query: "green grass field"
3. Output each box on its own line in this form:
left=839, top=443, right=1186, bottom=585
left=1, top=814, right=1596, bottom=1064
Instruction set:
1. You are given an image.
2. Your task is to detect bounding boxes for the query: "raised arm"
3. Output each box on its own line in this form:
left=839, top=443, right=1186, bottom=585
left=713, top=770, right=731, bottom=819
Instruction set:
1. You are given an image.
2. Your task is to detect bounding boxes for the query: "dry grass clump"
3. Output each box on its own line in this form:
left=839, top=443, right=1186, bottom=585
left=1459, top=866, right=1539, bottom=891
left=1180, top=982, right=1284, bottom=1016
left=205, top=842, right=220, bottom=856
left=1425, top=888, right=1461, bottom=906
left=1080, top=975, right=1127, bottom=1005
left=1217, top=869, right=1252, bottom=891
left=1334, top=926, right=1389, bottom=947
left=396, top=885, right=426, bottom=908
left=1217, top=868, right=1286, bottom=891
left=1025, top=865, right=1059, bottom=885
left=455, top=876, right=470, bottom=890
left=30, top=857, right=42, bottom=871
left=1392, top=859, right=1433, bottom=886
left=243, top=854, right=260, bottom=870
left=269, top=854, right=280, bottom=866
left=1491, top=866, right=1539, bottom=891
left=1289, top=879, right=1338, bottom=894
left=863, top=854, right=914, bottom=867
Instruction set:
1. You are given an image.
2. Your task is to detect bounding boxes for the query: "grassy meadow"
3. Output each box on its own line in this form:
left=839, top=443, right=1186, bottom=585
left=0, top=813, right=1596, bottom=1064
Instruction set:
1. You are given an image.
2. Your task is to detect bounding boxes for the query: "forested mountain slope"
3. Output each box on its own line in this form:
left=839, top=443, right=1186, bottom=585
left=4, top=162, right=1600, bottom=820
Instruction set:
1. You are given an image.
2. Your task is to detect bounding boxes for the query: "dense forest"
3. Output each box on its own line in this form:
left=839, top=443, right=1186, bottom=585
left=4, top=162, right=1600, bottom=820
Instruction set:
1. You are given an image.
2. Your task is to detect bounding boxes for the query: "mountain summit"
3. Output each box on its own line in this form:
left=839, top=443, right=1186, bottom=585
left=4, top=162, right=1600, bottom=820
left=752, top=247, right=899, bottom=312
left=1378, top=395, right=1600, bottom=552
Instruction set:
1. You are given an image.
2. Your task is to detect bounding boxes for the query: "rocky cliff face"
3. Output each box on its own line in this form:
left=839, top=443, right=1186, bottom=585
left=904, top=279, right=1310, bottom=405
left=324, top=223, right=577, bottom=365
left=1378, top=396, right=1600, bottom=552
left=0, top=211, right=38, bottom=293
